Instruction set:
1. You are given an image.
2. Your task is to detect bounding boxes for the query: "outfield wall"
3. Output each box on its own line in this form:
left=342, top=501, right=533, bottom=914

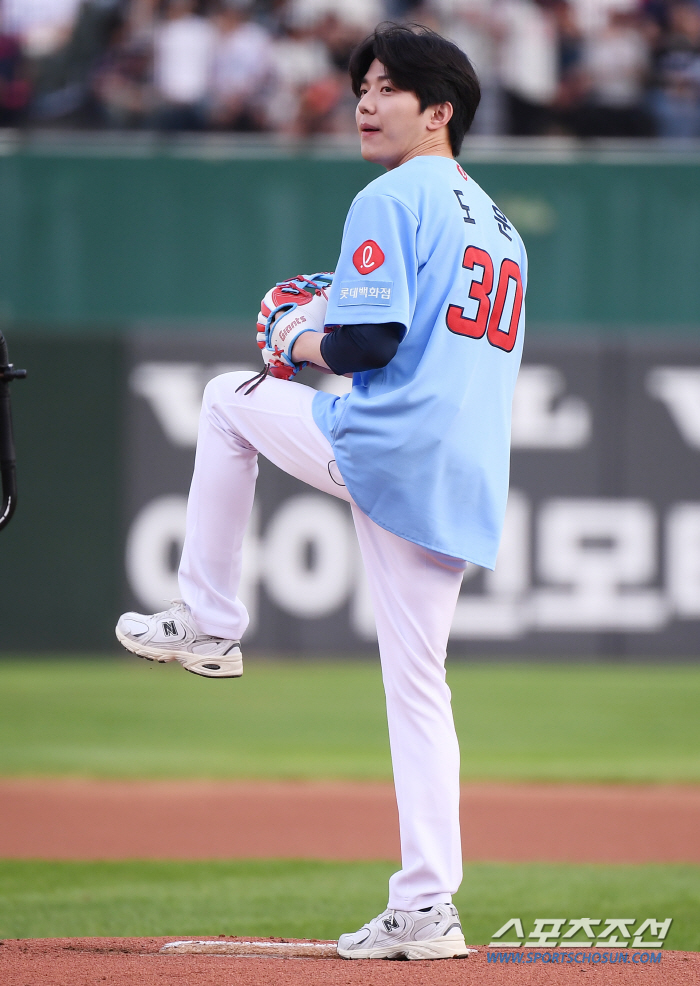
left=0, top=138, right=699, bottom=654
left=1, top=136, right=699, bottom=332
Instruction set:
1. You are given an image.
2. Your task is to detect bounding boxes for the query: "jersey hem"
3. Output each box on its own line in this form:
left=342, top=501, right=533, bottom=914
left=342, top=468, right=498, bottom=569
left=312, top=390, right=499, bottom=568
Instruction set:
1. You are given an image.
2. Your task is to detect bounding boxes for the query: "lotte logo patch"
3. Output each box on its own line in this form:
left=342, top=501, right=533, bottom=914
left=353, top=240, right=385, bottom=274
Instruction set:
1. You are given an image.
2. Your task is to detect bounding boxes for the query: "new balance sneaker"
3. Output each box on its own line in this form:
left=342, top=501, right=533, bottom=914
left=115, top=600, right=242, bottom=678
left=337, top=904, right=473, bottom=960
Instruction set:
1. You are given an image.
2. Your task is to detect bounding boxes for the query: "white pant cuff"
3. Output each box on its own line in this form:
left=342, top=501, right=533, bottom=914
left=387, top=893, right=453, bottom=911
left=190, top=613, right=241, bottom=640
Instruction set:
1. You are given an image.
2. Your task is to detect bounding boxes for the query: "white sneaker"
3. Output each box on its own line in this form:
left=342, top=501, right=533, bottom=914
left=115, top=600, right=242, bottom=679
left=337, top=904, right=473, bottom=960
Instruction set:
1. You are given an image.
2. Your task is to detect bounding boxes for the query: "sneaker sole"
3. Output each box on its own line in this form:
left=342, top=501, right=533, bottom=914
left=337, top=934, right=470, bottom=961
left=115, top=628, right=243, bottom=678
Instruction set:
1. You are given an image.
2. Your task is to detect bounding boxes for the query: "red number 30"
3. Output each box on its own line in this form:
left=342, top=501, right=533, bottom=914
left=446, top=246, right=523, bottom=354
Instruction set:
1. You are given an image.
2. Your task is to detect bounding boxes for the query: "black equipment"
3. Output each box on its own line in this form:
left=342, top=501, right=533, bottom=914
left=0, top=330, right=27, bottom=531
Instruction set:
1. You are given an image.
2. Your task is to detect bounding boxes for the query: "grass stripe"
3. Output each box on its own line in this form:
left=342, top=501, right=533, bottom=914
left=0, top=860, right=697, bottom=950
left=0, top=658, right=698, bottom=781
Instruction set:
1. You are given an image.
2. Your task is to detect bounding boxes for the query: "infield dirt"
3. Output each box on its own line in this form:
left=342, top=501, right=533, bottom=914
left=1, top=779, right=699, bottom=862
left=1, top=937, right=697, bottom=986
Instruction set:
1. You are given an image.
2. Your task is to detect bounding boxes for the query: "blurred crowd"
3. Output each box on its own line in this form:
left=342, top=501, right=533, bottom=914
left=1, top=0, right=699, bottom=137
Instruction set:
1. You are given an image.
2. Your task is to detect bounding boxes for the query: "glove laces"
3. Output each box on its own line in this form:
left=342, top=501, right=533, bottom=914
left=235, top=365, right=270, bottom=395
left=275, top=273, right=331, bottom=303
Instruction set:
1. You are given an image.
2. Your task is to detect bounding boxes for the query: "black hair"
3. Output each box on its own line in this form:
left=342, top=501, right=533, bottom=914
left=348, top=23, right=480, bottom=156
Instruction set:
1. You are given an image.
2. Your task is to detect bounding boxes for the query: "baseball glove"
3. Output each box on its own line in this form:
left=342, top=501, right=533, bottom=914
left=237, top=272, right=333, bottom=394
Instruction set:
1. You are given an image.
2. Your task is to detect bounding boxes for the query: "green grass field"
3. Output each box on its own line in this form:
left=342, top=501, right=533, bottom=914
left=0, top=657, right=699, bottom=781
left=0, top=658, right=698, bottom=948
left=0, top=860, right=697, bottom=950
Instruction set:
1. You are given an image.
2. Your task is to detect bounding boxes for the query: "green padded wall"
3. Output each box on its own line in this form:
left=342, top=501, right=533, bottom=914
left=0, top=143, right=698, bottom=331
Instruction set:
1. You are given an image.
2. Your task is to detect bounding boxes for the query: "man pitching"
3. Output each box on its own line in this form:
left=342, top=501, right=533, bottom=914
left=117, top=23, right=526, bottom=960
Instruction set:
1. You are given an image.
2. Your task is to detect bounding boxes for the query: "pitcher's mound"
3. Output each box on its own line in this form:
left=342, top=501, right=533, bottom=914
left=0, top=937, right=697, bottom=984
left=160, top=938, right=340, bottom=957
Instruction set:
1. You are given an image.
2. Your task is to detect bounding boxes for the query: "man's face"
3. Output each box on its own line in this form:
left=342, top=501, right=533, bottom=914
left=356, top=59, right=439, bottom=170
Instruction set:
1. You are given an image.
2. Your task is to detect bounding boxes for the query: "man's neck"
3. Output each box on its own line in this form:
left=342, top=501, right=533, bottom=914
left=389, top=136, right=453, bottom=171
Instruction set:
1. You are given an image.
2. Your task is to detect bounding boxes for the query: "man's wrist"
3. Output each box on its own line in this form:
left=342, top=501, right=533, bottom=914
left=291, top=330, right=328, bottom=369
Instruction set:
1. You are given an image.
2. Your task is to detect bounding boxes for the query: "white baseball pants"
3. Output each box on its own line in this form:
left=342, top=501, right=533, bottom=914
left=179, top=371, right=465, bottom=910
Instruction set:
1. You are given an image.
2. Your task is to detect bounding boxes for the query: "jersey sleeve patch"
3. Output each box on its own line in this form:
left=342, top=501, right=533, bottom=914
left=337, top=279, right=393, bottom=305
left=352, top=240, right=385, bottom=275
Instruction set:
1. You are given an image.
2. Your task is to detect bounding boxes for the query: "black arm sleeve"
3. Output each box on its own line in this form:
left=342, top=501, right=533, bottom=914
left=319, top=322, right=405, bottom=376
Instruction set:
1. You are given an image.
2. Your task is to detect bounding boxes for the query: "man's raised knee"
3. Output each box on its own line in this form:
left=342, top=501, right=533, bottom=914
left=202, top=370, right=254, bottom=408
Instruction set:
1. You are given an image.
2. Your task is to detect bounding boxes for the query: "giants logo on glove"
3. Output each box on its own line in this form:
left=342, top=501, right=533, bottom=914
left=278, top=315, right=306, bottom=342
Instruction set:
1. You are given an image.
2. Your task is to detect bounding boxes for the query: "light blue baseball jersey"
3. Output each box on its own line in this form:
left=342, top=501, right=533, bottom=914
left=312, top=155, right=527, bottom=567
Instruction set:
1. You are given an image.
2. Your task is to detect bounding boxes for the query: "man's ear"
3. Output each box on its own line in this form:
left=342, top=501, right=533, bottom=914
left=426, top=102, right=454, bottom=131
